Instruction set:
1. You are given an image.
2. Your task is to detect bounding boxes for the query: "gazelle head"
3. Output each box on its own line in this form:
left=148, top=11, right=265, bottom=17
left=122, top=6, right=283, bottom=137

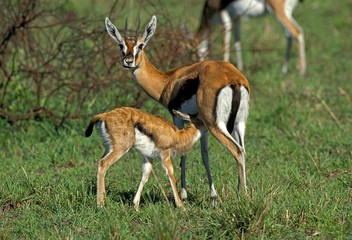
left=105, top=16, right=157, bottom=69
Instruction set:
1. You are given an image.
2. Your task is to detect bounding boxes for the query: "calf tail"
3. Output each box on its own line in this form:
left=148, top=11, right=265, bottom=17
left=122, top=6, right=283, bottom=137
left=85, top=115, right=101, bottom=137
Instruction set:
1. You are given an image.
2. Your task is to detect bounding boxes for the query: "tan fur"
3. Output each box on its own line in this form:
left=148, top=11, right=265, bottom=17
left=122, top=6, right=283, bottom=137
left=105, top=16, right=251, bottom=205
left=86, top=107, right=204, bottom=210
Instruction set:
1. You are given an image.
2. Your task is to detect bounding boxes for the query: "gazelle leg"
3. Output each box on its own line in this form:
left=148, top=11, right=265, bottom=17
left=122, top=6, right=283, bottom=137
left=282, top=32, right=293, bottom=74
left=133, top=157, right=153, bottom=211
left=220, top=9, right=232, bottom=62
left=234, top=121, right=247, bottom=193
left=97, top=149, right=128, bottom=206
left=162, top=153, right=184, bottom=209
left=208, top=126, right=247, bottom=194
left=233, top=18, right=244, bottom=71
left=173, top=116, right=188, bottom=200
left=291, top=18, right=306, bottom=75
left=234, top=121, right=246, bottom=151
left=200, top=131, right=218, bottom=207
left=197, top=34, right=209, bottom=61
left=272, top=2, right=306, bottom=75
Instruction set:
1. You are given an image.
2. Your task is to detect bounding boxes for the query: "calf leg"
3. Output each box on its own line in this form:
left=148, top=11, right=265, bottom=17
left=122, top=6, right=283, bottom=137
left=162, top=152, right=184, bottom=209
left=97, top=147, right=129, bottom=206
left=133, top=157, right=153, bottom=211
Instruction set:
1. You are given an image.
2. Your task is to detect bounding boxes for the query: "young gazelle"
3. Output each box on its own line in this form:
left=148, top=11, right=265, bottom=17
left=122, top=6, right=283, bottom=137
left=85, top=107, right=206, bottom=210
left=195, top=0, right=306, bottom=75
left=105, top=15, right=250, bottom=206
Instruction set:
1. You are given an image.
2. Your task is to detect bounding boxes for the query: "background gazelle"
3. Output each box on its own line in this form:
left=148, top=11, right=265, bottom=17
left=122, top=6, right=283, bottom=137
left=195, top=0, right=306, bottom=75
left=85, top=107, right=206, bottom=211
left=105, top=15, right=250, bottom=206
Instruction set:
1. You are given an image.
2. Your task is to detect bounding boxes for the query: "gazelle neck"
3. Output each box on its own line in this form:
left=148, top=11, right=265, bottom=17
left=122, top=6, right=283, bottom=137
left=130, top=51, right=168, bottom=101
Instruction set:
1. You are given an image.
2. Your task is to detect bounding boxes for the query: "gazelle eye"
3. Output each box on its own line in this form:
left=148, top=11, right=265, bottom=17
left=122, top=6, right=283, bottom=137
left=119, top=44, right=124, bottom=50
left=138, top=44, right=144, bottom=50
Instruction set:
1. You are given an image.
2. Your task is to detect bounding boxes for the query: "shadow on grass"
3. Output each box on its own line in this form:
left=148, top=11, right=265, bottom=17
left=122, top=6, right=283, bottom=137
left=84, top=175, right=203, bottom=209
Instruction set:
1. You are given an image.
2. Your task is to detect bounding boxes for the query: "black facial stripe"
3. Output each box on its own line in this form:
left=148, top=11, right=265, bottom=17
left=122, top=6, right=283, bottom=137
left=168, top=78, right=200, bottom=111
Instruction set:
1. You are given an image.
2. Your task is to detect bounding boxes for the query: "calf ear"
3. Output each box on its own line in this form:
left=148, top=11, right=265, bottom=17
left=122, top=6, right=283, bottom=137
left=142, top=15, right=157, bottom=45
left=172, top=110, right=191, bottom=122
left=105, top=17, right=124, bottom=45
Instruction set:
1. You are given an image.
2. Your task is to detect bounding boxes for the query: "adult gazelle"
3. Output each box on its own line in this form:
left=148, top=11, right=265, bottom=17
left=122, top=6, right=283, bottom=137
left=105, top=15, right=250, bottom=206
left=195, top=0, right=306, bottom=75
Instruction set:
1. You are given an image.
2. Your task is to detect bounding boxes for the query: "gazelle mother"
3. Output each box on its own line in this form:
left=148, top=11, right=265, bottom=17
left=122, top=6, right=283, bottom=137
left=195, top=0, right=306, bottom=75
left=105, top=15, right=250, bottom=206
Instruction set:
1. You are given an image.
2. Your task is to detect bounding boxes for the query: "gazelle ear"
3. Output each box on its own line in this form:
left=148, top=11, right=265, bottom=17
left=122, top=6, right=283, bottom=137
left=105, top=17, right=124, bottom=45
left=172, top=110, right=191, bottom=122
left=142, top=15, right=157, bottom=44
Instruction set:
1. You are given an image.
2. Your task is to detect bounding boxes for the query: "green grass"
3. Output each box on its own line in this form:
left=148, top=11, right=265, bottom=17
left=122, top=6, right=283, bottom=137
left=1, top=0, right=352, bottom=239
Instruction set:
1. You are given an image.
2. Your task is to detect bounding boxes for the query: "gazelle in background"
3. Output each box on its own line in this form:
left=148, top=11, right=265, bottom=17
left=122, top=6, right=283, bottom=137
left=85, top=107, right=206, bottom=211
left=105, top=15, right=250, bottom=206
left=195, top=0, right=306, bottom=75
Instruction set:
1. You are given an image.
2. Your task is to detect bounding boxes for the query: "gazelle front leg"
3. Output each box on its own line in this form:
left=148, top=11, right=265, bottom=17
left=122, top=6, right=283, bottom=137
left=220, top=9, right=232, bottom=62
left=175, top=114, right=217, bottom=206
left=173, top=116, right=188, bottom=200
left=133, top=157, right=153, bottom=211
left=161, top=151, right=184, bottom=210
left=197, top=37, right=209, bottom=61
left=282, top=32, right=293, bottom=74
left=233, top=18, right=243, bottom=71
left=200, top=131, right=218, bottom=207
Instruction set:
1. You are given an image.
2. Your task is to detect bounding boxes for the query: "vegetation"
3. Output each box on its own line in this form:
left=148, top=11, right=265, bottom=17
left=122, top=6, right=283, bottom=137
left=1, top=0, right=351, bottom=239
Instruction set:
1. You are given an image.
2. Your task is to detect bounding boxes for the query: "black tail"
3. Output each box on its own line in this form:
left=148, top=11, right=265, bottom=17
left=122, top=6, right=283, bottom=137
left=226, top=85, right=241, bottom=134
left=85, top=122, right=95, bottom=137
left=85, top=115, right=101, bottom=137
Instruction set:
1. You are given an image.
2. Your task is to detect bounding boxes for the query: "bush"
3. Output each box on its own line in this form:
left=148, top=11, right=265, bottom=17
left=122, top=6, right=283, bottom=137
left=0, top=0, right=195, bottom=128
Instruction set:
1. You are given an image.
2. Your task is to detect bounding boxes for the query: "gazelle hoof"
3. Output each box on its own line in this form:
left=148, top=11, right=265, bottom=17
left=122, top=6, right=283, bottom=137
left=134, top=204, right=140, bottom=212
left=211, top=196, right=217, bottom=208
left=181, top=188, right=188, bottom=201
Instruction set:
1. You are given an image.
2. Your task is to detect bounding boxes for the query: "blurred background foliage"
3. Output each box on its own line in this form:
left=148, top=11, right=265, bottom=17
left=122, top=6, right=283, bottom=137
left=0, top=0, right=196, bottom=128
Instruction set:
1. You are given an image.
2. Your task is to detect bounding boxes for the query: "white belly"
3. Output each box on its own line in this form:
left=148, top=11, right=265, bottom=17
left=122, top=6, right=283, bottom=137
left=134, top=128, right=160, bottom=158
left=227, top=0, right=266, bottom=18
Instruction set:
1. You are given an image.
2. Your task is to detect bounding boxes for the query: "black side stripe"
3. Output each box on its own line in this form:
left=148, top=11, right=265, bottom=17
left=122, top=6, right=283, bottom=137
left=168, top=78, right=200, bottom=111
left=135, top=122, right=156, bottom=142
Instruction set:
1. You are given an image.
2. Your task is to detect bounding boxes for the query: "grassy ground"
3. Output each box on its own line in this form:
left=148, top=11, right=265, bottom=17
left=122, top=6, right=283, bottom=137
left=1, top=0, right=351, bottom=239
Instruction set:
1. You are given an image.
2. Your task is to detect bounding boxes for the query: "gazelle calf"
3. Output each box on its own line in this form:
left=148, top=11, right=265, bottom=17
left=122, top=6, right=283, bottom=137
left=105, top=15, right=250, bottom=206
left=195, top=0, right=306, bottom=75
left=85, top=107, right=206, bottom=210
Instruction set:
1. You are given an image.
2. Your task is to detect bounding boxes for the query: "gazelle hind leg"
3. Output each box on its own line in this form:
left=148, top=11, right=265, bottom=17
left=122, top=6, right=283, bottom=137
left=133, top=157, right=153, bottom=211
left=234, top=122, right=247, bottom=193
left=208, top=126, right=247, bottom=194
left=162, top=153, right=184, bottom=209
left=273, top=2, right=306, bottom=75
left=97, top=148, right=129, bottom=206
left=234, top=121, right=246, bottom=152
left=290, top=18, right=306, bottom=75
